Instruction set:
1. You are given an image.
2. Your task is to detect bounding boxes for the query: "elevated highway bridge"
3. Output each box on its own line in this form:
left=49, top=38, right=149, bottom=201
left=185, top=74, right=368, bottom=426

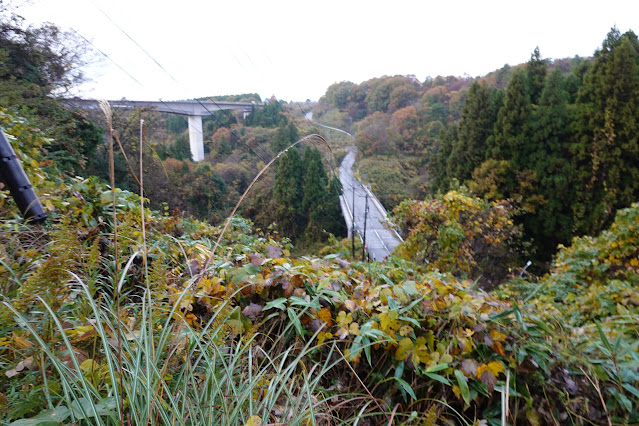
left=64, top=99, right=261, bottom=162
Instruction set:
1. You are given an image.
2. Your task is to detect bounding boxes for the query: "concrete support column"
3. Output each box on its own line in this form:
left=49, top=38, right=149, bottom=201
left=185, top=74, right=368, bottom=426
left=187, top=115, right=205, bottom=162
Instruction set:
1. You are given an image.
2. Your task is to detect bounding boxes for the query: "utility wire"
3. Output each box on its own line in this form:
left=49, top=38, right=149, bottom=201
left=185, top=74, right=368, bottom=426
left=82, top=9, right=351, bottom=234
left=88, top=2, right=274, bottom=164
left=72, top=30, right=144, bottom=87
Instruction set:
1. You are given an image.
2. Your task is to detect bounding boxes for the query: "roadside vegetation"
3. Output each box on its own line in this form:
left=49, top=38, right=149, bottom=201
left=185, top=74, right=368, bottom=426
left=1, top=9, right=638, bottom=425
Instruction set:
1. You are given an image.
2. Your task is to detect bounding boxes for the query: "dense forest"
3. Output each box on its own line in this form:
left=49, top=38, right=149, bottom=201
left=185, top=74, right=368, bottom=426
left=1, top=8, right=639, bottom=425
left=315, top=29, right=639, bottom=271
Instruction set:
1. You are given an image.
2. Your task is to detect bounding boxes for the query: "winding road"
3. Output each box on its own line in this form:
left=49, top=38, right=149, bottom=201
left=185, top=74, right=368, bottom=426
left=307, top=112, right=403, bottom=260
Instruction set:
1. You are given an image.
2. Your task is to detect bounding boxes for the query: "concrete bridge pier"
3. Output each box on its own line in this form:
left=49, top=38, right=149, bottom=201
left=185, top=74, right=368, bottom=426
left=188, top=115, right=204, bottom=162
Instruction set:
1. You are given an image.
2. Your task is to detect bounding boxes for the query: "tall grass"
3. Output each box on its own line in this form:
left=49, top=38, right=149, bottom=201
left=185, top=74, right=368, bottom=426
left=4, top=272, right=361, bottom=425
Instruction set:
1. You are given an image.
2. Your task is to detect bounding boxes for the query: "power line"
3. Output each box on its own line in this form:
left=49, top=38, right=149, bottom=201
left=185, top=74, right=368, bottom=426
left=81, top=9, right=351, bottom=235
left=72, top=29, right=144, bottom=88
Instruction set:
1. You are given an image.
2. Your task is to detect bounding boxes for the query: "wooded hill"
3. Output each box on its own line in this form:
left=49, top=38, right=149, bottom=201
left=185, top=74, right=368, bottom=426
left=1, top=13, right=639, bottom=425
left=314, top=28, right=639, bottom=270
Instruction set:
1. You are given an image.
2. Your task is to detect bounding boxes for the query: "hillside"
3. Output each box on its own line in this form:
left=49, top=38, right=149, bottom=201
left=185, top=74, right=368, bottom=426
left=1, top=15, right=639, bottom=426
left=1, top=104, right=639, bottom=425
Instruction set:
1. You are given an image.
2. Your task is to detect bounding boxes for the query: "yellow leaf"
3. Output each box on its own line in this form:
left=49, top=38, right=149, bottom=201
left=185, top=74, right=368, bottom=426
left=440, top=353, right=453, bottom=364
left=349, top=322, right=360, bottom=336
left=317, top=332, right=332, bottom=346
left=12, top=334, right=33, bottom=349
left=244, top=415, right=262, bottom=426
left=452, top=384, right=461, bottom=399
left=487, top=361, right=505, bottom=377
left=317, top=308, right=332, bottom=326
left=399, top=325, right=414, bottom=337
left=489, top=328, right=507, bottom=342
left=395, top=337, right=414, bottom=361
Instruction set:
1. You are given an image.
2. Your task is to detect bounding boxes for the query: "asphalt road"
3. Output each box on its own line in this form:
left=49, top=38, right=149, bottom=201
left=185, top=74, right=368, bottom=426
left=339, top=148, right=402, bottom=261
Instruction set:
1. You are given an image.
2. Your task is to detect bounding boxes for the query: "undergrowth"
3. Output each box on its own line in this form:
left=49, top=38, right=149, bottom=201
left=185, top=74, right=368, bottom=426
left=1, top=107, right=638, bottom=425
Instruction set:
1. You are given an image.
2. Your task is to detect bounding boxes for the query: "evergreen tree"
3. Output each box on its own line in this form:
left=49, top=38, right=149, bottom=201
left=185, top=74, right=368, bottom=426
left=526, top=47, right=548, bottom=105
left=572, top=29, right=639, bottom=234
left=449, top=83, right=501, bottom=183
left=526, top=68, right=575, bottom=257
left=325, top=175, right=345, bottom=237
left=430, top=124, right=458, bottom=192
left=302, top=148, right=329, bottom=239
left=271, top=121, right=289, bottom=154
left=273, top=148, right=304, bottom=238
left=287, top=121, right=299, bottom=146
left=490, top=70, right=533, bottom=169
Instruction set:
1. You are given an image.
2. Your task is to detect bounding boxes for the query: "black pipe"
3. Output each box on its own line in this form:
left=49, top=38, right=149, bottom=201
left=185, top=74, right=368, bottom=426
left=0, top=129, right=47, bottom=223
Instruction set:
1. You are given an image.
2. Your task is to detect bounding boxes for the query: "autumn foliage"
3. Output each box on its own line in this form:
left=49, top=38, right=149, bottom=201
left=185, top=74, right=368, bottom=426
left=392, top=190, right=524, bottom=287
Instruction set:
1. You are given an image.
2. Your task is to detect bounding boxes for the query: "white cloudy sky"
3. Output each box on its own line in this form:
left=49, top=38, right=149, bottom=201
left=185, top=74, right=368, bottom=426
left=14, top=0, right=639, bottom=102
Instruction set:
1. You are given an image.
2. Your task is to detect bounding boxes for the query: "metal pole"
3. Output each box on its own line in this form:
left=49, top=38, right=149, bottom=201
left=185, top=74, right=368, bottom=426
left=0, top=129, right=47, bottom=222
left=362, top=192, right=368, bottom=261
left=351, top=181, right=355, bottom=258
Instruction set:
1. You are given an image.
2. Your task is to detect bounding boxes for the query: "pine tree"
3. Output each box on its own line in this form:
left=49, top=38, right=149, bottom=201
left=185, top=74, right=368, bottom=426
left=271, top=121, right=289, bottom=154
left=302, top=147, right=329, bottom=239
left=490, top=70, right=533, bottom=169
left=526, top=47, right=548, bottom=105
left=430, top=124, right=457, bottom=192
left=572, top=29, right=639, bottom=234
left=526, top=68, right=575, bottom=256
left=449, top=83, right=501, bottom=183
left=287, top=121, right=299, bottom=146
left=273, top=148, right=304, bottom=238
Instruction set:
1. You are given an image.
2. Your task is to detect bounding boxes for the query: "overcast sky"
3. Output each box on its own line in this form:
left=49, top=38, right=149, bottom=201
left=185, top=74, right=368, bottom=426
left=15, top=0, right=639, bottom=102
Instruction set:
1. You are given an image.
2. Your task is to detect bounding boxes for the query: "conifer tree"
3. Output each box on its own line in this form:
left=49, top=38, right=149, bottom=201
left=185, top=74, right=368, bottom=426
left=271, top=121, right=289, bottom=154
left=273, top=148, right=304, bottom=237
left=572, top=29, right=639, bottom=234
left=490, top=70, right=533, bottom=169
left=526, top=68, right=575, bottom=256
left=302, top=147, right=329, bottom=239
left=449, top=83, right=501, bottom=183
left=430, top=124, right=457, bottom=192
left=526, top=47, right=548, bottom=105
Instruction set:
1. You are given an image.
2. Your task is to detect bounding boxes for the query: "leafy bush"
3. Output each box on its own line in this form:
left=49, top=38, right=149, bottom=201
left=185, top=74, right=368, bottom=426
left=392, top=190, right=525, bottom=287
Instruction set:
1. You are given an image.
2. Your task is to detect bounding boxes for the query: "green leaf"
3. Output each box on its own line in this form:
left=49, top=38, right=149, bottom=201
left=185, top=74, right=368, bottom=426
left=401, top=280, right=418, bottom=296
left=395, top=361, right=405, bottom=379
left=426, top=363, right=449, bottom=373
left=595, top=322, right=613, bottom=354
left=287, top=307, right=303, bottom=335
left=10, top=406, right=70, bottom=425
left=425, top=372, right=451, bottom=386
left=290, top=296, right=320, bottom=309
left=454, top=369, right=470, bottom=406
left=395, top=377, right=417, bottom=400
left=264, top=298, right=287, bottom=311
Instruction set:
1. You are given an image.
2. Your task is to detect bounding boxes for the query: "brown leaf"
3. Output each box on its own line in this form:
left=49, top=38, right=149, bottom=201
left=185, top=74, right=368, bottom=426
left=186, top=259, right=200, bottom=276
left=293, top=288, right=307, bottom=298
left=492, top=341, right=505, bottom=357
left=480, top=370, right=497, bottom=391
left=308, top=319, right=326, bottom=333
left=242, top=303, right=263, bottom=320
left=472, top=324, right=486, bottom=333
left=461, top=358, right=479, bottom=377
left=6, top=356, right=34, bottom=378
left=336, top=258, right=350, bottom=268
left=267, top=245, right=282, bottom=258
left=291, top=274, right=304, bottom=288
left=250, top=253, right=265, bottom=266
left=282, top=280, right=293, bottom=297
left=344, top=300, right=357, bottom=312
